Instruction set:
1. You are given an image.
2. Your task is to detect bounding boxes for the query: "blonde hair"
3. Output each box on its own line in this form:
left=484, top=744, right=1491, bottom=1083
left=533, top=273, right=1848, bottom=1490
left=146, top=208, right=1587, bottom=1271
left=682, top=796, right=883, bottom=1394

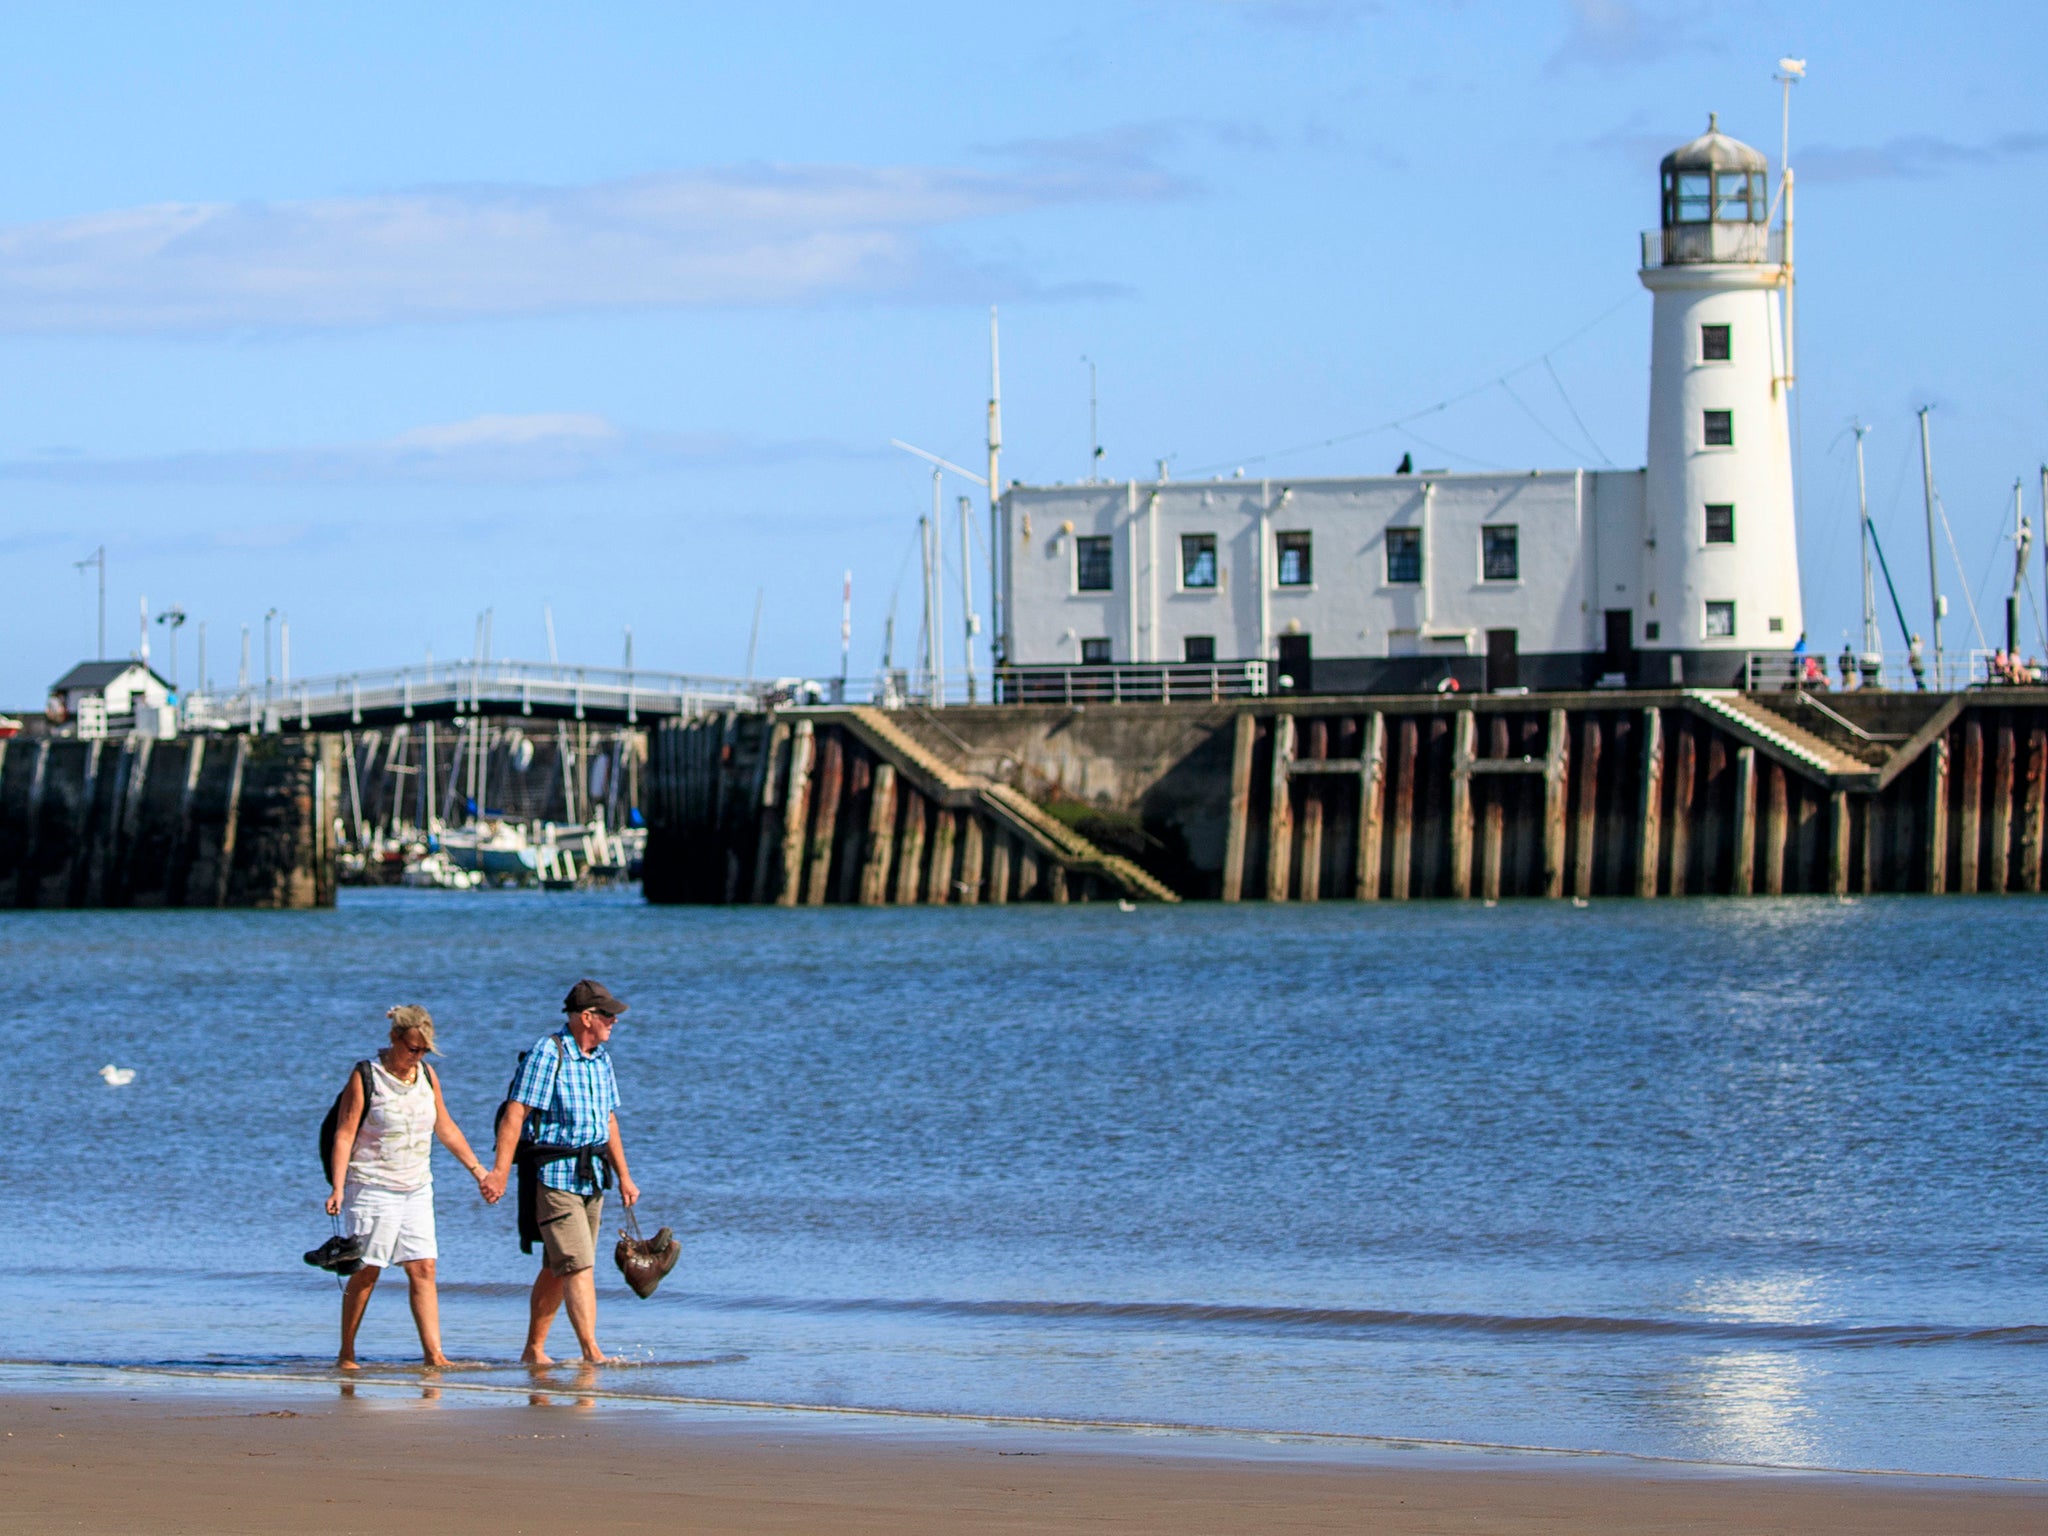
left=386, top=1005, right=437, bottom=1053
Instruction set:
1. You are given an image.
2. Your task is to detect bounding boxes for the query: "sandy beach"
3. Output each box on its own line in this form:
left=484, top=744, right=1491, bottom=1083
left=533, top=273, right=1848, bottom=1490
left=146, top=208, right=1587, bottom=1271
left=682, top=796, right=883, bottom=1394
left=3, top=1387, right=2043, bottom=1536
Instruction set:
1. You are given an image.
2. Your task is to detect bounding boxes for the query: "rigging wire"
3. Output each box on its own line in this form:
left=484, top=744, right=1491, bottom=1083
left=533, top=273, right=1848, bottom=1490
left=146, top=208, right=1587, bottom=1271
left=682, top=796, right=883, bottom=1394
left=1497, top=374, right=1593, bottom=464
left=1184, top=291, right=1640, bottom=478
left=1542, top=356, right=1614, bottom=466
left=1934, top=492, right=1989, bottom=652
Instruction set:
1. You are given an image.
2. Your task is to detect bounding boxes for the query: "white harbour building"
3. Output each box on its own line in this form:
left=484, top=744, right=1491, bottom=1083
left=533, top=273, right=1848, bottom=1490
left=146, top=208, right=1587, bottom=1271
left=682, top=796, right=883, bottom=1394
left=999, top=118, right=1802, bottom=697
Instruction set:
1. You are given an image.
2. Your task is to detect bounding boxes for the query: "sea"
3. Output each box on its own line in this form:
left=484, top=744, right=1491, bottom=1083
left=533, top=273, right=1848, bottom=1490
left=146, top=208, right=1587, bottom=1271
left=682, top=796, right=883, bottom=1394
left=2, top=889, right=2044, bottom=1476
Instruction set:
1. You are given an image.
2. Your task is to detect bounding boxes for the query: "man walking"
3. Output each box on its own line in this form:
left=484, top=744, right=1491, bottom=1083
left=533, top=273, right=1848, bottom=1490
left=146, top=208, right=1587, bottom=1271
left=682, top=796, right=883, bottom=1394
left=482, top=979, right=639, bottom=1365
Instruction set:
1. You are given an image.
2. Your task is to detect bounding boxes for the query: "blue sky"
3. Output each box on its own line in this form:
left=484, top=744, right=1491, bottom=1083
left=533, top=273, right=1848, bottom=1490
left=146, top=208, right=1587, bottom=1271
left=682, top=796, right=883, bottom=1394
left=2, top=1, right=2043, bottom=703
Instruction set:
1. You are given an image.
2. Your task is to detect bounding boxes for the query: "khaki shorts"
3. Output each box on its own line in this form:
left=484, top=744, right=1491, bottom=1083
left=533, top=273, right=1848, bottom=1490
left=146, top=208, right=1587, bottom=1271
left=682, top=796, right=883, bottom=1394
left=536, top=1186, right=606, bottom=1276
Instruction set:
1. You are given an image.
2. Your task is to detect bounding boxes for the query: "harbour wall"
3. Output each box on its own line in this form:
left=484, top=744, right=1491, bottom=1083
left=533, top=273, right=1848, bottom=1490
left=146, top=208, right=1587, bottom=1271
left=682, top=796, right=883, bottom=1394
left=642, top=690, right=2048, bottom=902
left=0, top=733, right=338, bottom=909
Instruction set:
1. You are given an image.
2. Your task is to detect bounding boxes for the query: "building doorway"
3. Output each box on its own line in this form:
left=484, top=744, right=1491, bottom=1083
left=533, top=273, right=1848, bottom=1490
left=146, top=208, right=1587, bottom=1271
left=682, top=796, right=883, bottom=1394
left=1602, top=609, right=1634, bottom=681
left=1276, top=634, right=1313, bottom=695
left=1485, top=629, right=1519, bottom=691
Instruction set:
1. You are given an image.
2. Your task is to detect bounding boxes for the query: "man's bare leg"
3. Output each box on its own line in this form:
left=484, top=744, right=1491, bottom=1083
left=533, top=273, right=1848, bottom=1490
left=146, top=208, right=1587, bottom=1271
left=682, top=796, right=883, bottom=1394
left=337, top=1266, right=381, bottom=1370
left=523, top=1267, right=563, bottom=1365
left=402, top=1258, right=451, bottom=1368
left=561, top=1268, right=605, bottom=1363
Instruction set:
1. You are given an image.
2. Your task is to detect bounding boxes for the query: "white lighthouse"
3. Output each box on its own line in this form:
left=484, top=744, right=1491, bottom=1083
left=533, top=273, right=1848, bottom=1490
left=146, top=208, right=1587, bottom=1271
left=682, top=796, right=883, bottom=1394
left=1640, top=115, right=1802, bottom=679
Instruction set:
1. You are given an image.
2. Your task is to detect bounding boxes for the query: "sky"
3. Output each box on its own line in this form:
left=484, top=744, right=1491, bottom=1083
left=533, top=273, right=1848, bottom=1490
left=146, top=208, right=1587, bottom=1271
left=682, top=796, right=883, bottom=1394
left=1, top=0, right=2043, bottom=704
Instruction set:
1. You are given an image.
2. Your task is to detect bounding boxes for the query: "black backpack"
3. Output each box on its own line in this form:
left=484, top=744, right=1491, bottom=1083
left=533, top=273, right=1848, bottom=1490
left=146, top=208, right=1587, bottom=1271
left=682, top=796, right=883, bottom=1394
left=318, top=1058, right=436, bottom=1176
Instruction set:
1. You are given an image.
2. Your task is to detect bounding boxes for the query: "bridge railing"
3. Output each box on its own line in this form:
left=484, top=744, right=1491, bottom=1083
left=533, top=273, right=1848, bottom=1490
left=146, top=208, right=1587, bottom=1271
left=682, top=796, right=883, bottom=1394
left=183, top=657, right=774, bottom=730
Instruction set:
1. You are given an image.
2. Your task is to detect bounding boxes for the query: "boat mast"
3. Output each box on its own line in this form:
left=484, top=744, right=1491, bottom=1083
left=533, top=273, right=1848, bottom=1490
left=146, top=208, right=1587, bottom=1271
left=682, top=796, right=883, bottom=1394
left=987, top=306, right=1003, bottom=687
left=1854, top=423, right=1877, bottom=660
left=1919, top=406, right=1944, bottom=683
left=2010, top=479, right=2032, bottom=658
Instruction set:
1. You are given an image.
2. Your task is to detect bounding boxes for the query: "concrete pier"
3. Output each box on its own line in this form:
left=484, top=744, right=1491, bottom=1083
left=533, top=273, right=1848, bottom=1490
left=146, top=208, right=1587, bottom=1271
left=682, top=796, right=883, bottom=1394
left=642, top=690, right=2048, bottom=902
left=0, top=733, right=338, bottom=909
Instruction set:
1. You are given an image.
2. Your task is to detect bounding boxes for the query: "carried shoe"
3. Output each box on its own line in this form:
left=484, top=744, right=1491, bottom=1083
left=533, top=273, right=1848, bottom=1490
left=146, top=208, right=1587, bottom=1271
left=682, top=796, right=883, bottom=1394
left=304, top=1233, right=368, bottom=1276
left=614, top=1226, right=682, bottom=1299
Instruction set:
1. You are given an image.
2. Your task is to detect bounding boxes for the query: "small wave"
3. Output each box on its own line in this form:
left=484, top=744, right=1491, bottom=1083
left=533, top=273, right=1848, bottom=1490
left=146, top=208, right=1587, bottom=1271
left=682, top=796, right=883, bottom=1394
left=649, top=1292, right=2048, bottom=1350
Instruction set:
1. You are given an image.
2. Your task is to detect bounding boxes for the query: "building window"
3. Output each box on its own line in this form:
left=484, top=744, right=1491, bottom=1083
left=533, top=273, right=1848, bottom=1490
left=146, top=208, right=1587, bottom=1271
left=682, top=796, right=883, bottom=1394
left=1183, top=635, right=1216, bottom=664
left=1275, top=531, right=1313, bottom=586
left=1704, top=601, right=1736, bottom=639
left=1081, top=637, right=1112, bottom=665
left=1180, top=533, right=1217, bottom=589
left=1705, top=503, right=1735, bottom=544
left=1768, top=616, right=1784, bottom=633
left=1075, top=536, right=1113, bottom=591
left=1645, top=621, right=1661, bottom=641
left=1481, top=525, right=1519, bottom=581
left=1385, top=526, right=1422, bottom=584
left=1701, top=324, right=1731, bottom=362
left=1703, top=410, right=1734, bottom=448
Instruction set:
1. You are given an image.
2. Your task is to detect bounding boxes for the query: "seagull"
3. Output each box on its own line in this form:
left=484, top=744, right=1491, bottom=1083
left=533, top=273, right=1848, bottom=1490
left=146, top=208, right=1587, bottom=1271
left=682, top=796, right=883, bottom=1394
left=1570, top=897, right=1590, bottom=909
left=1117, top=899, right=1136, bottom=912
left=99, top=1064, right=136, bottom=1087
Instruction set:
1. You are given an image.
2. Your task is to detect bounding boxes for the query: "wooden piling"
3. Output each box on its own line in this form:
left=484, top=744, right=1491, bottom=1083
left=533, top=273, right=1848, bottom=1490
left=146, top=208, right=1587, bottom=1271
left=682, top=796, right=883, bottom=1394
left=1356, top=711, right=1386, bottom=900
left=748, top=719, right=791, bottom=902
left=1390, top=717, right=1417, bottom=901
left=1449, top=710, right=1475, bottom=900
left=1667, top=719, right=1695, bottom=896
left=1542, top=709, right=1569, bottom=899
left=1017, top=843, right=1040, bottom=902
left=894, top=791, right=927, bottom=905
left=801, top=732, right=844, bottom=906
left=213, top=736, right=247, bottom=908
left=1829, top=790, right=1850, bottom=895
left=1863, top=797, right=1883, bottom=894
left=1572, top=718, right=1600, bottom=898
left=774, top=719, right=815, bottom=907
left=987, top=830, right=1012, bottom=905
left=957, top=814, right=985, bottom=904
left=1221, top=711, right=1256, bottom=902
left=1763, top=761, right=1786, bottom=896
left=1989, top=719, right=2014, bottom=893
left=1266, top=713, right=1296, bottom=901
left=926, top=809, right=956, bottom=904
left=2022, top=726, right=2046, bottom=892
left=1925, top=736, right=1950, bottom=894
left=857, top=762, right=898, bottom=905
left=1635, top=708, right=1664, bottom=898
left=1959, top=717, right=1983, bottom=893
left=1297, top=719, right=1326, bottom=902
left=1732, top=745, right=1756, bottom=896
left=1479, top=715, right=1507, bottom=901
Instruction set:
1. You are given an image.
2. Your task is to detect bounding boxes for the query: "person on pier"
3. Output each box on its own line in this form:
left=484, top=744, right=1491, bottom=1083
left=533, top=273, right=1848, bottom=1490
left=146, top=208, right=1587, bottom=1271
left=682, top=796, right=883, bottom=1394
left=480, top=979, right=639, bottom=1366
left=325, top=1005, right=493, bottom=1370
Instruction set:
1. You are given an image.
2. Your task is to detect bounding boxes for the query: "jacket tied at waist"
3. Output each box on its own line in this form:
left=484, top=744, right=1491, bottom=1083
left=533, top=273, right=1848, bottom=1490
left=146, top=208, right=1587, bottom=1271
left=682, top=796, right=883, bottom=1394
left=514, top=1140, right=613, bottom=1254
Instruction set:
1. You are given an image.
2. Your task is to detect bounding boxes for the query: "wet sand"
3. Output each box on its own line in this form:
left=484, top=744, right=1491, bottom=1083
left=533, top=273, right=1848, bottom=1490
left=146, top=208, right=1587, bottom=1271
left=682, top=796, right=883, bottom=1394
left=2, top=1388, right=2044, bottom=1535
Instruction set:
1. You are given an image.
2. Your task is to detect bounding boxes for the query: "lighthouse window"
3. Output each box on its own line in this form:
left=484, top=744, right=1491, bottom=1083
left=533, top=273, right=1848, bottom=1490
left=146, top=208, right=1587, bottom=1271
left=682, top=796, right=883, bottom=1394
left=1703, top=410, right=1734, bottom=448
left=1481, top=525, right=1519, bottom=581
left=1674, top=171, right=1712, bottom=223
left=1276, top=531, right=1314, bottom=586
left=1075, top=536, right=1113, bottom=591
left=1081, top=638, right=1113, bottom=665
left=1705, top=504, right=1735, bottom=543
left=1180, top=533, right=1218, bottom=589
left=1704, top=601, right=1736, bottom=638
left=1700, top=324, right=1731, bottom=362
left=1183, top=635, right=1216, bottom=663
left=1385, top=527, right=1422, bottom=584
left=1715, top=171, right=1757, bottom=221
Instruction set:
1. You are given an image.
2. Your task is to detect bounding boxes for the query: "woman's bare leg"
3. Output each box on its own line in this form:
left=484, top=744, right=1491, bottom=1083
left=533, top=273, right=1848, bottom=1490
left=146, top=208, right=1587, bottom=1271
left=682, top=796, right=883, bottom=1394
left=524, top=1266, right=562, bottom=1365
left=402, top=1258, right=450, bottom=1367
left=337, top=1266, right=381, bottom=1369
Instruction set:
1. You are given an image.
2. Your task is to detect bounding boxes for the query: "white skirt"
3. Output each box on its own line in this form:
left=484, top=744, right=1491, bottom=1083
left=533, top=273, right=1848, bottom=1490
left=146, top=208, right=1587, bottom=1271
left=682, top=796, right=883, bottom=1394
left=342, top=1180, right=437, bottom=1268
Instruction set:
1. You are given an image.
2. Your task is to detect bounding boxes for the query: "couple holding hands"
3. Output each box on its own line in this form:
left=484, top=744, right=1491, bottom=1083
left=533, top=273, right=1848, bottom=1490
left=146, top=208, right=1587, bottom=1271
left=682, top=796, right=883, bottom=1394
left=321, top=979, right=637, bottom=1370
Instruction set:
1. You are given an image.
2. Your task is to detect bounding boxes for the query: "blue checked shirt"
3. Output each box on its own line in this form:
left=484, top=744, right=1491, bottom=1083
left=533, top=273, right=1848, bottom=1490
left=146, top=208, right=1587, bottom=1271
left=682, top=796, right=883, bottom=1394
left=510, top=1029, right=621, bottom=1194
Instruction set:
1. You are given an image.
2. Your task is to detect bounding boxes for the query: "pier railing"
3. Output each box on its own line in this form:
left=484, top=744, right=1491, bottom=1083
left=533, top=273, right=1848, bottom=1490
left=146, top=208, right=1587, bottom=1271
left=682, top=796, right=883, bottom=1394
left=994, top=661, right=1270, bottom=705
left=183, top=658, right=771, bottom=731
left=1744, top=649, right=2011, bottom=695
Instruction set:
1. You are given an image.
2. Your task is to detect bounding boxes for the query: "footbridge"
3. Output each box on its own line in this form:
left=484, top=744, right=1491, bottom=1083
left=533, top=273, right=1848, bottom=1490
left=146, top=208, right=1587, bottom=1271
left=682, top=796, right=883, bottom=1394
left=182, top=658, right=775, bottom=733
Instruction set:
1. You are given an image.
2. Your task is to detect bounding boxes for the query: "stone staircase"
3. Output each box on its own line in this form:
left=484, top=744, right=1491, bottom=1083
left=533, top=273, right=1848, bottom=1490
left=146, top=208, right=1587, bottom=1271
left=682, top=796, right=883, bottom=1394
left=828, top=707, right=1180, bottom=902
left=1685, top=692, right=1880, bottom=785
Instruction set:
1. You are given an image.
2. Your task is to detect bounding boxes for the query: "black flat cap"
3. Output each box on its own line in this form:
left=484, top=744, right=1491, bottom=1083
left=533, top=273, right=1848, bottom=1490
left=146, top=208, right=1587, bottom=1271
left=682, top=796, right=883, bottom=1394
left=563, top=978, right=628, bottom=1016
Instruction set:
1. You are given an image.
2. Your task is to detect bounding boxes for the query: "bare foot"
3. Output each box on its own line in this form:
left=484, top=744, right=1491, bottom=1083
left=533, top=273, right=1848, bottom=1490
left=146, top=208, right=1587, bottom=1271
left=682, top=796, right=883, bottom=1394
left=337, top=1358, right=361, bottom=1372
left=422, top=1354, right=452, bottom=1370
left=521, top=1350, right=554, bottom=1367
left=579, top=1350, right=608, bottom=1365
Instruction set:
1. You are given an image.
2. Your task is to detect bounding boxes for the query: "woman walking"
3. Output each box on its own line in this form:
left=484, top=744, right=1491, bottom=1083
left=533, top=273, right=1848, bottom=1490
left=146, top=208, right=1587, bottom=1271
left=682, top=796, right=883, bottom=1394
left=325, top=1005, right=491, bottom=1369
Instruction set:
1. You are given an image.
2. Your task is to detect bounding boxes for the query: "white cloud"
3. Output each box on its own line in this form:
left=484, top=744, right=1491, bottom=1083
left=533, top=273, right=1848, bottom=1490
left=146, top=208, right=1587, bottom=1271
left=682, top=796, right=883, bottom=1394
left=0, top=412, right=863, bottom=485
left=0, top=158, right=1175, bottom=334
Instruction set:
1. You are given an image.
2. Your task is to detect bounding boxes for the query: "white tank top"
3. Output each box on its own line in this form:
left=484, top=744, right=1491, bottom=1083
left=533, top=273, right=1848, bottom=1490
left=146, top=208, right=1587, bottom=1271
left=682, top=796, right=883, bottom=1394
left=346, top=1058, right=436, bottom=1192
